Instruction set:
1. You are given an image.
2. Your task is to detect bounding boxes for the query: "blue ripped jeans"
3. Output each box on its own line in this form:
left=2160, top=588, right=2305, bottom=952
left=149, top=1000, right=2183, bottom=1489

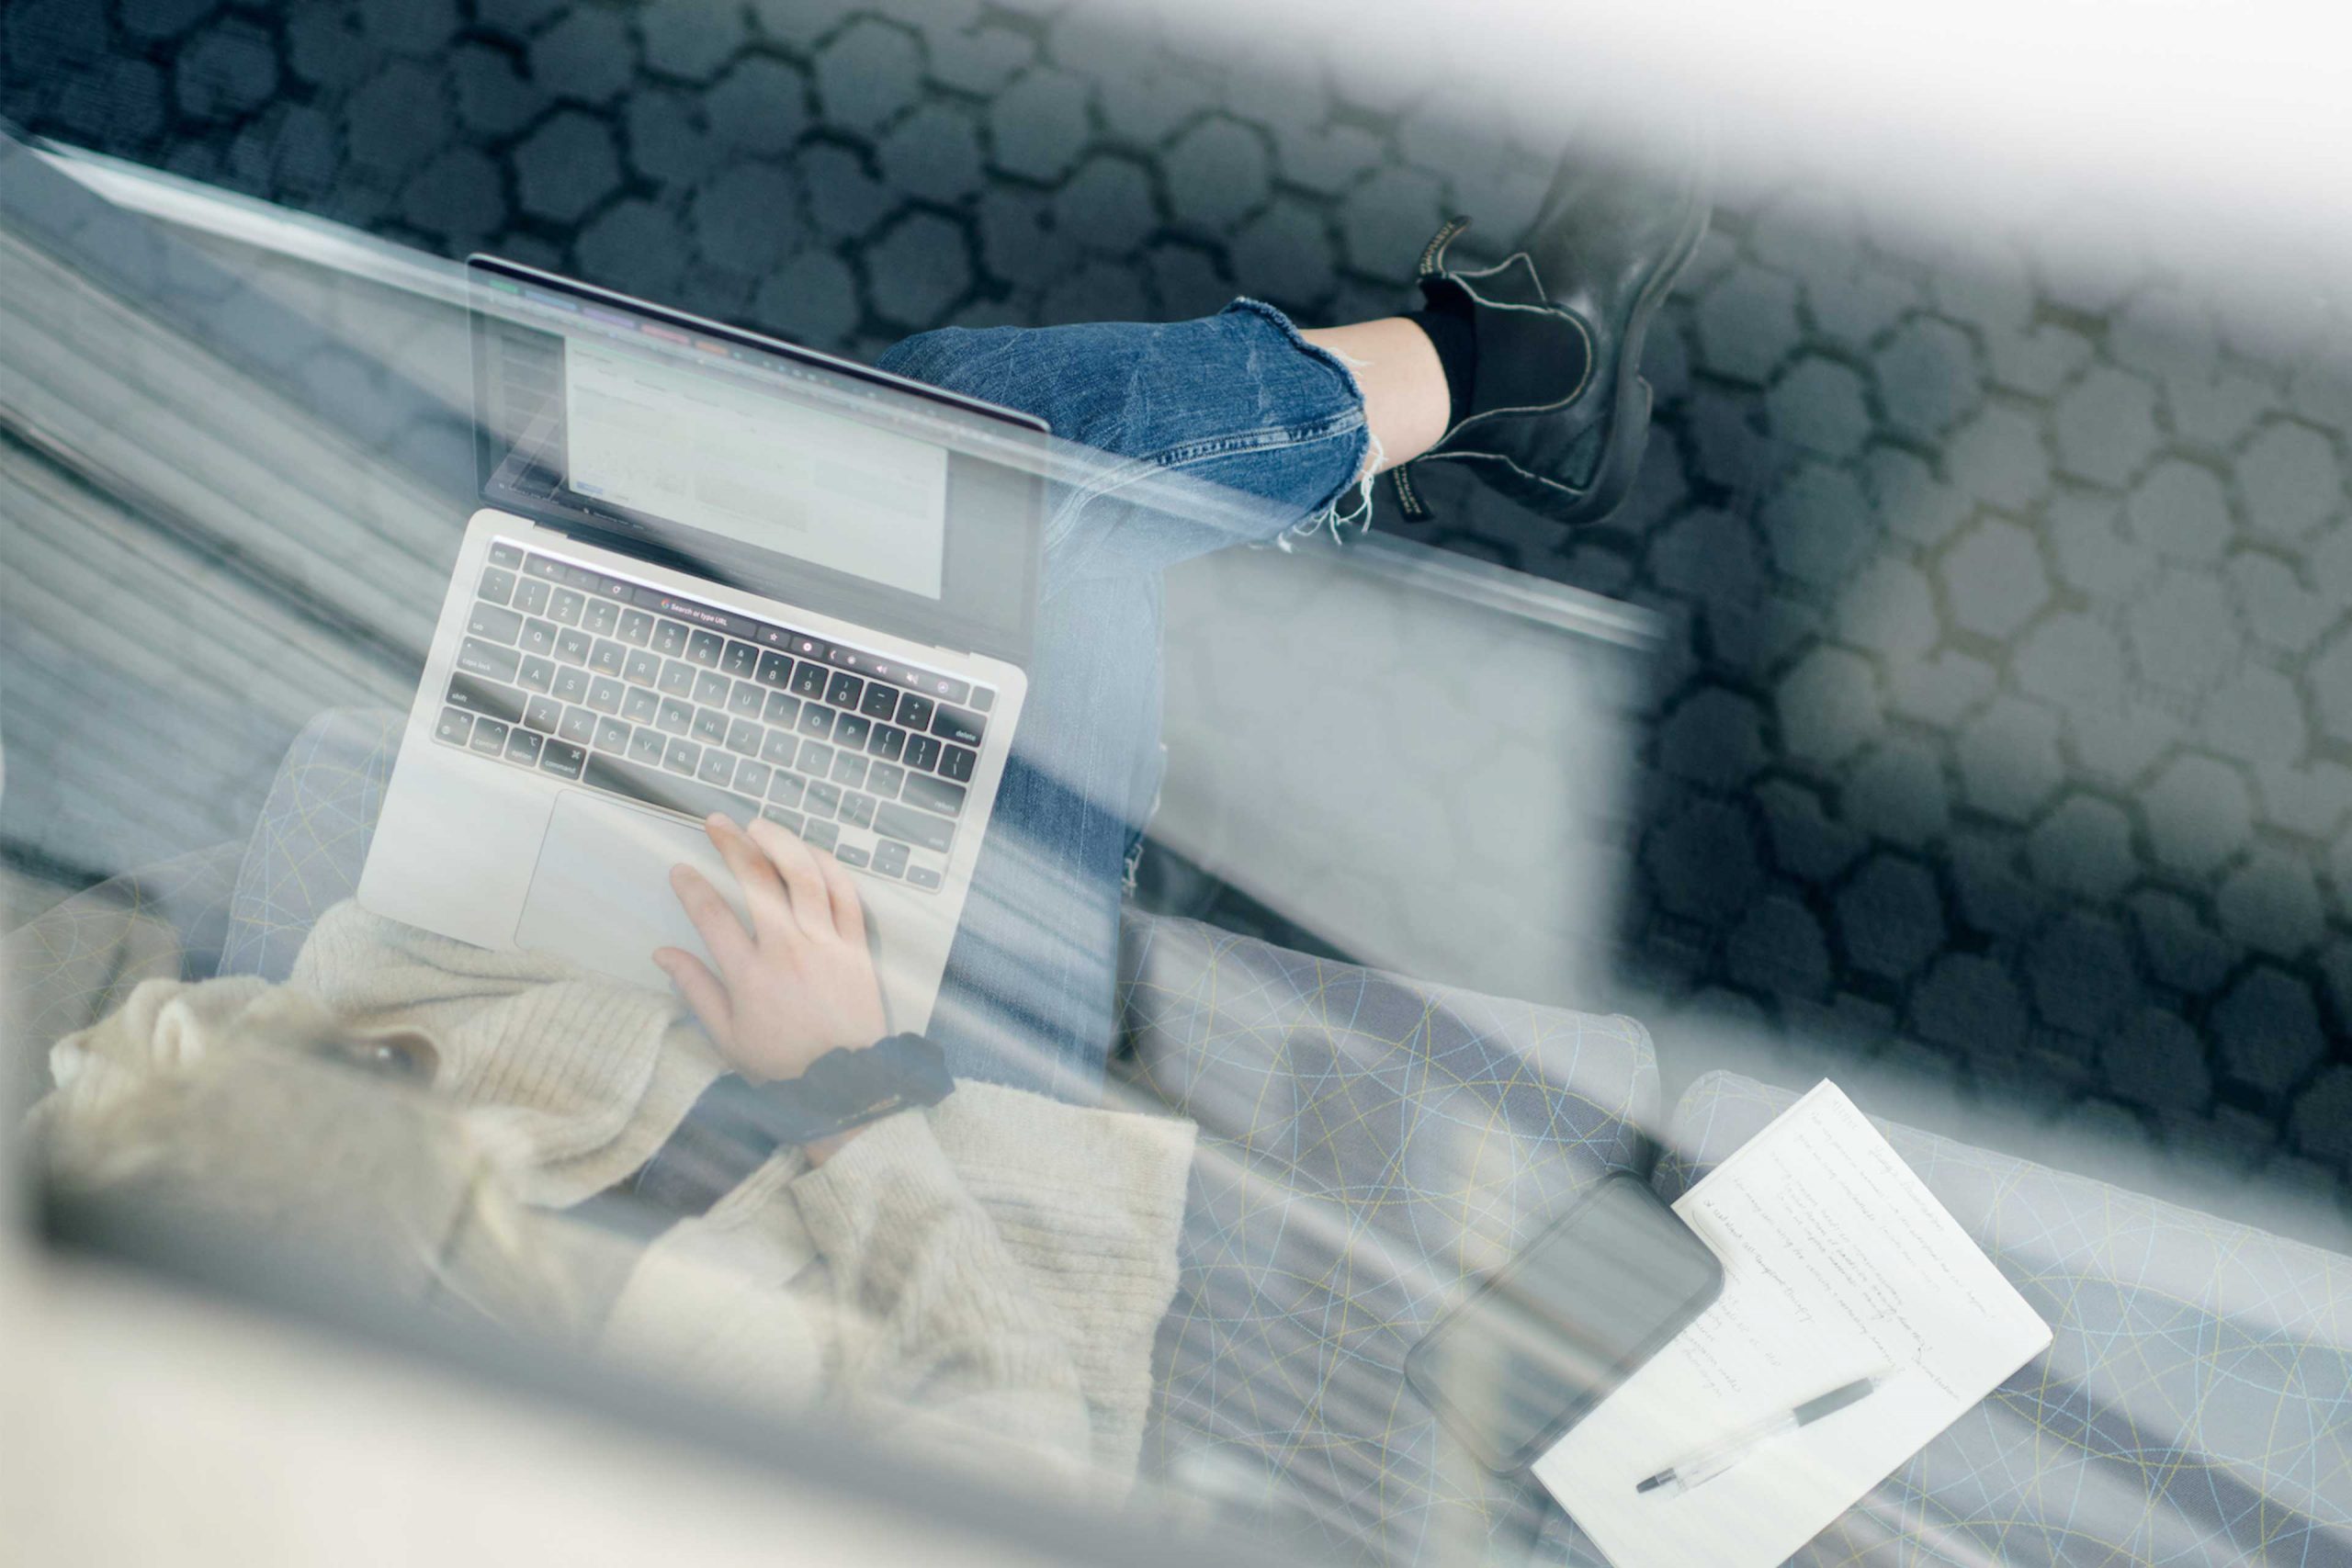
left=875, top=299, right=1368, bottom=1101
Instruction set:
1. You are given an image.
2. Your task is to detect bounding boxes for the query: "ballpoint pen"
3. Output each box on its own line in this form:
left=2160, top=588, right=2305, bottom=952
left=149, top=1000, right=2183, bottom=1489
left=1634, top=1373, right=1885, bottom=1497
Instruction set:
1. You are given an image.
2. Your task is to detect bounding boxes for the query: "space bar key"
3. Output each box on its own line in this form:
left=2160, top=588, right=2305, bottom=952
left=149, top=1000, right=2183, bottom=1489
left=582, top=753, right=745, bottom=825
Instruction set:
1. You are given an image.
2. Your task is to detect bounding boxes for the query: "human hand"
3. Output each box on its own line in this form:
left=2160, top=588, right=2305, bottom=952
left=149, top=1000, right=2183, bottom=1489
left=654, top=814, right=887, bottom=1084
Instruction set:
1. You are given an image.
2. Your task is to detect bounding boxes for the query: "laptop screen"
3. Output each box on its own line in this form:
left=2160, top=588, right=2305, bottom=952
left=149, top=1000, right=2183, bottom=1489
left=467, top=255, right=1044, bottom=663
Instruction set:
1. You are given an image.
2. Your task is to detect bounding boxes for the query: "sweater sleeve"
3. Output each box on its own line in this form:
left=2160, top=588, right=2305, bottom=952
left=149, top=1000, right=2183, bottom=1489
left=788, top=1110, right=1095, bottom=1485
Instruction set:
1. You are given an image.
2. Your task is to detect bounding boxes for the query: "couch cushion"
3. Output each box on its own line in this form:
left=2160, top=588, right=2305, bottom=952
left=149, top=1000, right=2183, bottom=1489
left=1534, top=1071, right=2352, bottom=1566
left=1117, top=913, right=1659, bottom=1568
left=220, top=707, right=401, bottom=981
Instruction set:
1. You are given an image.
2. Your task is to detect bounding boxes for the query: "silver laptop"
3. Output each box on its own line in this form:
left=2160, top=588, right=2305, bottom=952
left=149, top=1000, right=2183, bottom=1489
left=358, top=257, right=1045, bottom=1033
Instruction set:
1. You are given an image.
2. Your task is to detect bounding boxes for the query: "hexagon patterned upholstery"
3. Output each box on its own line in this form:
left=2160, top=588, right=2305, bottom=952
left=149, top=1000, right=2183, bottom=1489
left=1534, top=1072, right=2352, bottom=1568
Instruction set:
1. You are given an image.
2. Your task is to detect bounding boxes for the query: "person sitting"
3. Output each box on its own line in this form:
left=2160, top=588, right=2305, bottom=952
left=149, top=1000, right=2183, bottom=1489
left=27, top=141, right=1707, bottom=1497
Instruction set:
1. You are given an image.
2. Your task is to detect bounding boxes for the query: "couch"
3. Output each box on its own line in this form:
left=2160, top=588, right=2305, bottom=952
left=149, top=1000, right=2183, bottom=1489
left=7, top=708, right=2346, bottom=1567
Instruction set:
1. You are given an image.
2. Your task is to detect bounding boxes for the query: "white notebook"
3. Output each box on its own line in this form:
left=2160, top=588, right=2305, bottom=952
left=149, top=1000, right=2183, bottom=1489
left=1532, top=1081, right=2051, bottom=1568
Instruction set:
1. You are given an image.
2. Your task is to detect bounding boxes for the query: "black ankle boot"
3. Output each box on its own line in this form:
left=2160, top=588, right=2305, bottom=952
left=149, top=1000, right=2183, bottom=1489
left=1392, top=130, right=1710, bottom=527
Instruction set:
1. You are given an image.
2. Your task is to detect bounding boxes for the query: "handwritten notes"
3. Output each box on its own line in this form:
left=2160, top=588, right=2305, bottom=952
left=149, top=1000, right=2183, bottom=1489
left=1532, top=1082, right=2049, bottom=1568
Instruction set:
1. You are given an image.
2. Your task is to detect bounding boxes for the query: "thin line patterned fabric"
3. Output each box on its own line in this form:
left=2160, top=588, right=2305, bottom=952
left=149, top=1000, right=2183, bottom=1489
left=1528, top=1071, right=2352, bottom=1568
left=218, top=707, right=401, bottom=982
left=1117, top=914, right=1658, bottom=1568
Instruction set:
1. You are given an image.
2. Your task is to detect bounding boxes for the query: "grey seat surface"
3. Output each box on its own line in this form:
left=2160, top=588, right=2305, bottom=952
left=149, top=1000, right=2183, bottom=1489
left=1531, top=1071, right=2352, bottom=1568
left=1120, top=914, right=1658, bottom=1568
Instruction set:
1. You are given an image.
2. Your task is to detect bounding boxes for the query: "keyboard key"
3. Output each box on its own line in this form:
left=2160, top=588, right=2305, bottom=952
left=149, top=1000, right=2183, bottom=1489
left=867, top=725, right=907, bottom=762
left=519, top=655, right=556, bottom=694
left=468, top=603, right=525, bottom=644
left=523, top=694, right=561, bottom=733
left=835, top=844, right=871, bottom=868
left=767, top=773, right=807, bottom=808
left=656, top=696, right=693, bottom=735
left=865, top=761, right=905, bottom=800
left=504, top=728, right=544, bottom=766
left=760, top=805, right=808, bottom=834
left=476, top=568, right=516, bottom=607
left=513, top=578, right=550, bottom=615
left=469, top=716, right=509, bottom=755
left=447, top=672, right=526, bottom=724
left=697, top=750, right=735, bottom=786
left=761, top=729, right=799, bottom=767
left=733, top=759, right=771, bottom=797
left=930, top=705, right=986, bottom=747
left=906, top=863, right=943, bottom=891
left=789, top=660, right=829, bottom=698
left=971, top=688, right=995, bottom=714
left=876, top=802, right=953, bottom=854
left=436, top=707, right=474, bottom=744
left=540, top=739, right=586, bottom=780
left=872, top=840, right=910, bottom=878
left=582, top=599, right=619, bottom=637
left=524, top=554, right=566, bottom=581
left=833, top=713, right=872, bottom=750
left=832, top=752, right=869, bottom=789
left=859, top=682, right=899, bottom=720
left=938, top=745, right=975, bottom=784
left=657, top=658, right=696, bottom=697
left=722, top=640, right=759, bottom=678
left=664, top=737, right=701, bottom=775
left=692, top=708, right=729, bottom=744
left=902, top=773, right=967, bottom=818
left=686, top=629, right=725, bottom=668
left=652, top=619, right=689, bottom=657
left=728, top=679, right=764, bottom=717
left=763, top=690, right=801, bottom=727
left=895, top=693, right=933, bottom=732
left=806, top=781, right=842, bottom=819
left=694, top=670, right=731, bottom=707
left=550, top=588, right=585, bottom=626
left=588, top=676, right=625, bottom=714
left=826, top=671, right=864, bottom=710
left=589, top=638, right=626, bottom=676
left=726, top=717, right=762, bottom=756
left=628, top=727, right=665, bottom=765
left=756, top=649, right=795, bottom=687
left=555, top=627, right=593, bottom=665
left=623, top=649, right=662, bottom=687
left=589, top=751, right=746, bottom=822
left=622, top=687, right=659, bottom=724
left=558, top=705, right=596, bottom=745
left=619, top=608, right=656, bottom=647
left=458, top=637, right=522, bottom=682
left=798, top=705, right=835, bottom=739
left=553, top=667, right=590, bottom=704
left=489, top=542, right=525, bottom=570
left=904, top=735, right=942, bottom=773
left=798, top=741, right=834, bottom=776
left=840, top=790, right=876, bottom=829
left=802, top=820, right=840, bottom=852
left=520, top=617, right=558, bottom=657
left=594, top=716, right=630, bottom=753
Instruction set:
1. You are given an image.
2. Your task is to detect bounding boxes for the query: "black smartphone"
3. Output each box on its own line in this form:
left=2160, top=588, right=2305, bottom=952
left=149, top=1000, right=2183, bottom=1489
left=1404, top=1172, right=1724, bottom=1473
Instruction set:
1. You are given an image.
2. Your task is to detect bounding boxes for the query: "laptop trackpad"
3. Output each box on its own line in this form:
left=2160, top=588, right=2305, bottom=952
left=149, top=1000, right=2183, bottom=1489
left=515, top=792, right=750, bottom=992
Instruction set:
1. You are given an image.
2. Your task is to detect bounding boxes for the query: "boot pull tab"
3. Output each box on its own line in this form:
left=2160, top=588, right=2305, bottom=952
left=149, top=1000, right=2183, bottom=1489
left=1416, top=216, right=1473, bottom=280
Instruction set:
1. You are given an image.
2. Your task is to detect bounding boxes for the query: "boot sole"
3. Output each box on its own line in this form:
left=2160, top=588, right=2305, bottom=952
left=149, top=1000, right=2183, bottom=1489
left=1548, top=154, right=1712, bottom=527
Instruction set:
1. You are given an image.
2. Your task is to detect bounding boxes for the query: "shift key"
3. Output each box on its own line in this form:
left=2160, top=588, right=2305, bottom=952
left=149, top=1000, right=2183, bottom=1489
left=875, top=800, right=954, bottom=853
left=446, top=671, right=526, bottom=724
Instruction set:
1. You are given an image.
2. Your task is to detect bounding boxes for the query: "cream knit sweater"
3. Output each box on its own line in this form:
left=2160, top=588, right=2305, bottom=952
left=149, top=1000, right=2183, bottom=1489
left=40, top=900, right=1196, bottom=1491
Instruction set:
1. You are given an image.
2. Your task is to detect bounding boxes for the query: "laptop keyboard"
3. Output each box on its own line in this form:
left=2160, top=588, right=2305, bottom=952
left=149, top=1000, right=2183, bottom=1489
left=433, top=541, right=997, bottom=893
